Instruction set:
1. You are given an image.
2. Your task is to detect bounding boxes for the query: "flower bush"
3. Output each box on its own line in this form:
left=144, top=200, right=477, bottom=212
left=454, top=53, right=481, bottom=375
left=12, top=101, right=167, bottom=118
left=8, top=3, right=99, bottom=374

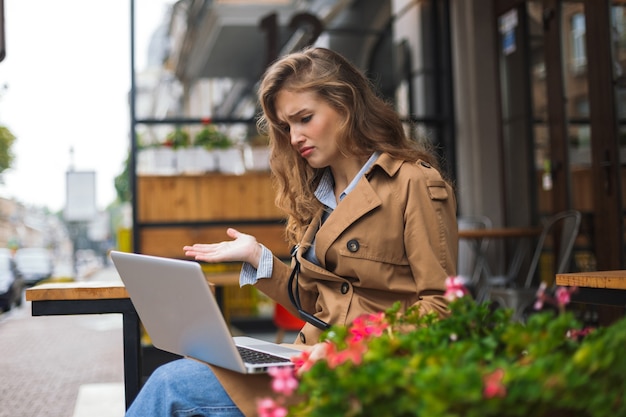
left=259, top=280, right=626, bottom=417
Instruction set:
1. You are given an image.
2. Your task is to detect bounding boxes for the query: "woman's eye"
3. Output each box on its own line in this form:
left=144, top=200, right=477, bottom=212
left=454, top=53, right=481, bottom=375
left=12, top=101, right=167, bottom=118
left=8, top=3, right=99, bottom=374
left=280, top=124, right=290, bottom=133
left=302, top=115, right=312, bottom=123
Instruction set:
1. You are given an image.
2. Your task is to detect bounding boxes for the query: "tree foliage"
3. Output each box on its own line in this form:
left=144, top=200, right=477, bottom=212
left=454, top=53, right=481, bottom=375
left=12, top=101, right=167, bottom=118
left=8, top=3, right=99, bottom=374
left=0, top=125, right=16, bottom=175
left=114, top=150, right=131, bottom=203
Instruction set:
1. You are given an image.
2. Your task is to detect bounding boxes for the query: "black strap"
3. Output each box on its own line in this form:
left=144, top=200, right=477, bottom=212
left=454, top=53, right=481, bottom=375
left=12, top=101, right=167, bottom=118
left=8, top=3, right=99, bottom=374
left=287, top=245, right=330, bottom=330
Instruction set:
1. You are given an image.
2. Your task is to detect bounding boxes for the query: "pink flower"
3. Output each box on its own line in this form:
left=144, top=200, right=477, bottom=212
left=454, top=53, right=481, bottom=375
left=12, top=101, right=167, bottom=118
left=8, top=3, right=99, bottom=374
left=534, top=284, right=577, bottom=313
left=257, top=398, right=288, bottom=417
left=444, top=276, right=470, bottom=300
left=555, top=286, right=572, bottom=307
left=534, top=282, right=548, bottom=310
left=567, top=327, right=594, bottom=341
left=349, top=312, right=388, bottom=343
left=268, top=367, right=298, bottom=396
left=326, top=340, right=367, bottom=368
left=292, top=347, right=320, bottom=373
left=483, top=368, right=507, bottom=399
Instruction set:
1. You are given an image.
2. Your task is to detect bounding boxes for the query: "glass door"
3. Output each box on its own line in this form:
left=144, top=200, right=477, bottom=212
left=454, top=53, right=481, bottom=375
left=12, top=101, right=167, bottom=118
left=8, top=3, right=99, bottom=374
left=496, top=0, right=625, bottom=276
left=610, top=1, right=626, bottom=267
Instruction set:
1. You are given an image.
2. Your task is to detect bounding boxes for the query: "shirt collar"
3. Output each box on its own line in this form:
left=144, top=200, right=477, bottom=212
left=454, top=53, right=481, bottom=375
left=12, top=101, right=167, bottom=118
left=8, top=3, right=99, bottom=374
left=314, top=151, right=381, bottom=210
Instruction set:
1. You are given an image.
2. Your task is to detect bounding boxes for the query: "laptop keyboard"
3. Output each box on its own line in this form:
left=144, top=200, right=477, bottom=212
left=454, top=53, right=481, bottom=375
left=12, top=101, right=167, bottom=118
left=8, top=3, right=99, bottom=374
left=237, top=346, right=292, bottom=364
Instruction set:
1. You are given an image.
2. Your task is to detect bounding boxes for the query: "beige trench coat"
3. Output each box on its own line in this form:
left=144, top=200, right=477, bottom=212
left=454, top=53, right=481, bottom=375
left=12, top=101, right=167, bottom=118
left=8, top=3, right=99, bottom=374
left=210, top=153, right=458, bottom=416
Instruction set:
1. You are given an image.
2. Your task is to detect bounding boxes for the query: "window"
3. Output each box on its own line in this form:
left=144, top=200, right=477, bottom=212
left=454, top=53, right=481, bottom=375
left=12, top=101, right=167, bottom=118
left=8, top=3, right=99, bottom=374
left=571, top=13, right=587, bottom=73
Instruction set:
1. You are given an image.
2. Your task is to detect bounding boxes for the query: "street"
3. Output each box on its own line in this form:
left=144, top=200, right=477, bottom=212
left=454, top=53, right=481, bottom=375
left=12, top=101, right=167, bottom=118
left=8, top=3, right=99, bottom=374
left=0, top=268, right=125, bottom=417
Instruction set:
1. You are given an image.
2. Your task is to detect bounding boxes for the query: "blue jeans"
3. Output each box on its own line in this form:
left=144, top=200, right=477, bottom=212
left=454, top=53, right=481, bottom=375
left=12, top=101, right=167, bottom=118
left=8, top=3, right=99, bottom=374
left=125, top=358, right=245, bottom=417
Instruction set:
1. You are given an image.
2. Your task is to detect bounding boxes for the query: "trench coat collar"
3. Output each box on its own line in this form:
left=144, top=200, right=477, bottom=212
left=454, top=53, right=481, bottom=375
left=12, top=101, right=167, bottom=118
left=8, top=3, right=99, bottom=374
left=295, top=153, right=402, bottom=280
left=369, top=152, right=403, bottom=177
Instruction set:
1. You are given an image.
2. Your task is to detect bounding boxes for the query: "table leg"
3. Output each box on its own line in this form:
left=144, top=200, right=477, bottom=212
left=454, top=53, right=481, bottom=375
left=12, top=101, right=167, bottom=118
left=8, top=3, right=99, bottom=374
left=122, top=310, right=142, bottom=410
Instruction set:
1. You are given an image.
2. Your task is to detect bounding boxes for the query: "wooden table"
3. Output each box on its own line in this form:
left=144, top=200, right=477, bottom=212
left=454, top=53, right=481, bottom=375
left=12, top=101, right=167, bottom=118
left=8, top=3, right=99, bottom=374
left=556, top=270, right=626, bottom=307
left=458, top=227, right=542, bottom=240
left=25, top=272, right=240, bottom=410
left=458, top=227, right=542, bottom=301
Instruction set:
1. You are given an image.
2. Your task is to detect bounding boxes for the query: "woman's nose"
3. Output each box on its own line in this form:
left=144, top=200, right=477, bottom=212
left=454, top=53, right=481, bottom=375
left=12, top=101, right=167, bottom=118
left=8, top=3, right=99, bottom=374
left=290, top=128, right=303, bottom=147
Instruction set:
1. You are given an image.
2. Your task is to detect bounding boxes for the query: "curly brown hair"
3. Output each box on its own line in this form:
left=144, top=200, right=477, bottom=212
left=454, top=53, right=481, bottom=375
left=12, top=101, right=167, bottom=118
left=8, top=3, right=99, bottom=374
left=257, top=47, right=439, bottom=246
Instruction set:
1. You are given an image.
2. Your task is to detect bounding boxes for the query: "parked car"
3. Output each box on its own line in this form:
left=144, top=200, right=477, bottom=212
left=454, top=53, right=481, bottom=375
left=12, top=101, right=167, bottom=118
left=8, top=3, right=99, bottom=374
left=0, top=249, right=24, bottom=312
left=14, top=248, right=54, bottom=286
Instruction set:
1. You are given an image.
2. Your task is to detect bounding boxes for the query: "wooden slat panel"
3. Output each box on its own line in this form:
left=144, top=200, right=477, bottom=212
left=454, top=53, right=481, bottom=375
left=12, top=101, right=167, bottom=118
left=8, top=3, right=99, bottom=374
left=138, top=176, right=203, bottom=221
left=139, top=224, right=290, bottom=259
left=197, top=173, right=283, bottom=220
left=138, top=173, right=285, bottom=222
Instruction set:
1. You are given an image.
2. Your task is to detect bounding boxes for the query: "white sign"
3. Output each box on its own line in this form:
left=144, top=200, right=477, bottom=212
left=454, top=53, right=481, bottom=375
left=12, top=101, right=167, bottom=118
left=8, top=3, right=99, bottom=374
left=64, top=171, right=97, bottom=222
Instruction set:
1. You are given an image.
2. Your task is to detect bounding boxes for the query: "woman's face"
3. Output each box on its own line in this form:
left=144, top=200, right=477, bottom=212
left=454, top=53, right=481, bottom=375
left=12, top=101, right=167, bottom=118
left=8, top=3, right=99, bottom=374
left=274, top=89, right=345, bottom=169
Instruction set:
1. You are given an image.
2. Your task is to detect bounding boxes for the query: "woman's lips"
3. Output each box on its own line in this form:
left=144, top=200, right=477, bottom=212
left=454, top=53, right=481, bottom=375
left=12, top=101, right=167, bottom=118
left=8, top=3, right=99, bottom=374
left=299, top=146, right=314, bottom=158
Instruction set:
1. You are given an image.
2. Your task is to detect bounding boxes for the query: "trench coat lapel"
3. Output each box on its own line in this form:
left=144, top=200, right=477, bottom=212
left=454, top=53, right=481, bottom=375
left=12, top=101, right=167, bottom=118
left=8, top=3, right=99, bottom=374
left=314, top=176, right=382, bottom=262
left=295, top=210, right=340, bottom=281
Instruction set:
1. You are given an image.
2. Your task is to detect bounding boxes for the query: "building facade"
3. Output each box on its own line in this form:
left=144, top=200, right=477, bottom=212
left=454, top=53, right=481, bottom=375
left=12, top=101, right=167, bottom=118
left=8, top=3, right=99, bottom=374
left=131, top=0, right=626, bottom=276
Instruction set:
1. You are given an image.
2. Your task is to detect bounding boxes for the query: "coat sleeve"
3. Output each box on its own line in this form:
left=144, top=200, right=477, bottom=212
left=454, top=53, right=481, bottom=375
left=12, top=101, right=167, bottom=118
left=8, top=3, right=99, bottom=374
left=253, top=256, right=303, bottom=318
left=403, top=161, right=458, bottom=318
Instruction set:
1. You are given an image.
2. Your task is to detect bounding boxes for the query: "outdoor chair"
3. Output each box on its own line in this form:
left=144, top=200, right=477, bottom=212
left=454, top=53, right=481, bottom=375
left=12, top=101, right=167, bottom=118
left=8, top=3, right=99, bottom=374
left=487, top=210, right=582, bottom=322
left=457, top=215, right=493, bottom=301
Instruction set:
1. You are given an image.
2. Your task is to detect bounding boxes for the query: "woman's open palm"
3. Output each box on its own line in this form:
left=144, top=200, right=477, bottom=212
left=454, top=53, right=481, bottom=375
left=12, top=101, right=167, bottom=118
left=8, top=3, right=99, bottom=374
left=183, top=228, right=261, bottom=267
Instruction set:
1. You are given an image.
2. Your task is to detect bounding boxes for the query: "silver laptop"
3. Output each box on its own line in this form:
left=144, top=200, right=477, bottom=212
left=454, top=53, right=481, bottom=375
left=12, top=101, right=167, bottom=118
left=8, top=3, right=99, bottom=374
left=109, top=250, right=301, bottom=374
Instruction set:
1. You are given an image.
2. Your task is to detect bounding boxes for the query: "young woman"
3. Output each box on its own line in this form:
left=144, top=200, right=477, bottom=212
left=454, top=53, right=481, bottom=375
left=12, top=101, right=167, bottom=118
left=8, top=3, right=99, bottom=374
left=125, top=46, right=457, bottom=417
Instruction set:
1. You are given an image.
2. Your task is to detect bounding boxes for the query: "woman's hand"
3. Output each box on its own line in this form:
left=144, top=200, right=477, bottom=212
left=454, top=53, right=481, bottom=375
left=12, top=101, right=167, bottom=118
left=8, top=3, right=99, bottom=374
left=294, top=342, right=330, bottom=376
left=183, top=228, right=262, bottom=268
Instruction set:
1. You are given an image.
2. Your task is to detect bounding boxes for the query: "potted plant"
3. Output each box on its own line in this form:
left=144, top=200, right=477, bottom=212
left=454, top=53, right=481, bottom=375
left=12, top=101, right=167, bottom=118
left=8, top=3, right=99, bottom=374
left=165, top=127, right=202, bottom=174
left=243, top=134, right=271, bottom=172
left=164, top=127, right=191, bottom=149
left=195, top=123, right=244, bottom=175
left=136, top=132, right=178, bottom=175
left=258, top=280, right=626, bottom=417
left=194, top=123, right=231, bottom=150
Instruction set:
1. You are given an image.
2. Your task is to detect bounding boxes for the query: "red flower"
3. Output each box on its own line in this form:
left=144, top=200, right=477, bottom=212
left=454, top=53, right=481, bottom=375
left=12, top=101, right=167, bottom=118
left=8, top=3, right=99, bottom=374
left=349, top=312, right=388, bottom=343
left=326, top=340, right=367, bottom=368
left=483, top=368, right=507, bottom=399
left=291, top=348, right=317, bottom=373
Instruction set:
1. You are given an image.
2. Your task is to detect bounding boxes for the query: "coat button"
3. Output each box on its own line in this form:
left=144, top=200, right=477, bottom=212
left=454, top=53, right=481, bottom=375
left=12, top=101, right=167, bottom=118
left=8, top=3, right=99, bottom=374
left=299, top=332, right=306, bottom=344
left=341, top=282, right=350, bottom=294
left=347, top=239, right=360, bottom=252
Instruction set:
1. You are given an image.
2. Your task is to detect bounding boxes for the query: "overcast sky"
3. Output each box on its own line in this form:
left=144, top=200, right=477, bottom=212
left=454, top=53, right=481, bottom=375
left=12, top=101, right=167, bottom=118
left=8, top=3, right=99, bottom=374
left=0, top=0, right=172, bottom=212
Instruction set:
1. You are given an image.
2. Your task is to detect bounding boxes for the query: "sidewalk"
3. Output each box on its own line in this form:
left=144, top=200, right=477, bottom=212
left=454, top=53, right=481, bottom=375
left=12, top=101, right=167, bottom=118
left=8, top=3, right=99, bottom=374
left=0, top=267, right=125, bottom=417
left=0, top=265, right=292, bottom=417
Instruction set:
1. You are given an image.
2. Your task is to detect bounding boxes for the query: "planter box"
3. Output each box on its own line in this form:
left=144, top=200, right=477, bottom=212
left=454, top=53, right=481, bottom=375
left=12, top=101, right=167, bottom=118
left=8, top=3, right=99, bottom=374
left=137, top=148, right=177, bottom=175
left=243, top=145, right=270, bottom=171
left=176, top=147, right=217, bottom=174
left=216, top=148, right=245, bottom=175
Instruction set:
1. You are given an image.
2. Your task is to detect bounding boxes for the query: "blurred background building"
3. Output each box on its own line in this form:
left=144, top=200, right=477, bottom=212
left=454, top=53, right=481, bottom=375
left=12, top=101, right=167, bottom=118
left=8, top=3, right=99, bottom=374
left=129, top=0, right=626, bottom=276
